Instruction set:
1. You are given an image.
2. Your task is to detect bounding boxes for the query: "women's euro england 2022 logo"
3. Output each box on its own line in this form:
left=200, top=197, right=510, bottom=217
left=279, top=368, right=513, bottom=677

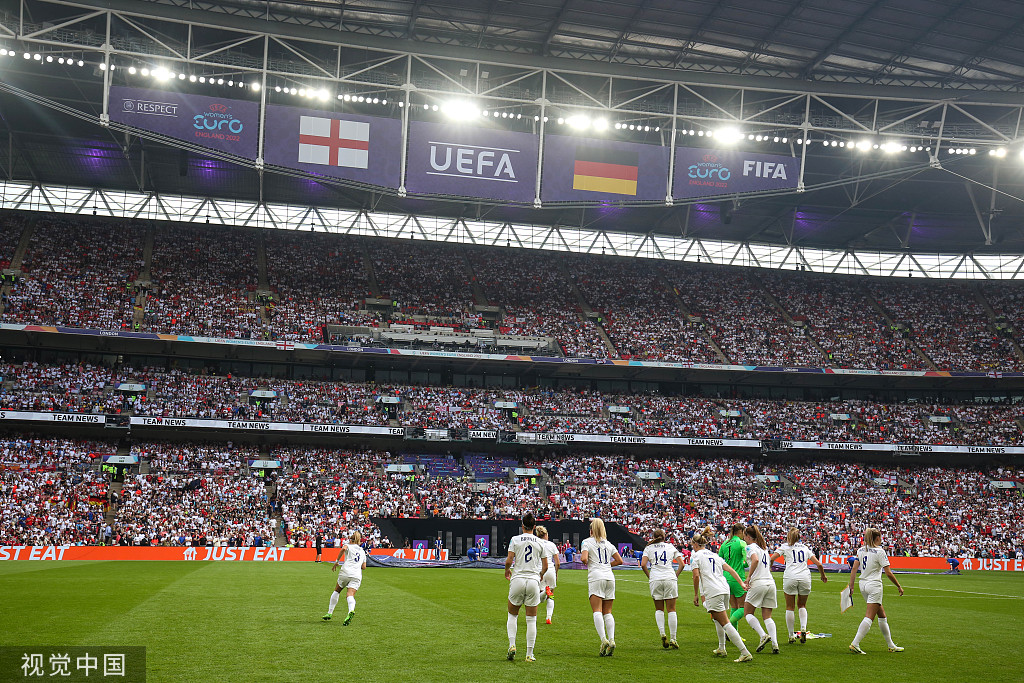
left=193, top=102, right=244, bottom=140
left=686, top=153, right=732, bottom=189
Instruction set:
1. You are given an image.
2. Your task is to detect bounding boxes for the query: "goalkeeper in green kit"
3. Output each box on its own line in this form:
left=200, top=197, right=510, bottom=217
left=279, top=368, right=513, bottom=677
left=719, top=523, right=748, bottom=626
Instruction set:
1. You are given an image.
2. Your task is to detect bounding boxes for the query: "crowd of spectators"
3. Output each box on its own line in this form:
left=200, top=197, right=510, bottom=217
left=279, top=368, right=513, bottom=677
left=2, top=433, right=1022, bottom=558
left=869, top=279, right=1022, bottom=371
left=571, top=255, right=721, bottom=363
left=467, top=247, right=611, bottom=358
left=2, top=361, right=1022, bottom=446
left=264, top=232, right=380, bottom=341
left=0, top=219, right=142, bottom=330
left=664, top=263, right=823, bottom=366
left=371, top=239, right=475, bottom=319
left=145, top=226, right=261, bottom=338
left=3, top=216, right=1024, bottom=371
left=0, top=437, right=113, bottom=545
left=759, top=271, right=927, bottom=370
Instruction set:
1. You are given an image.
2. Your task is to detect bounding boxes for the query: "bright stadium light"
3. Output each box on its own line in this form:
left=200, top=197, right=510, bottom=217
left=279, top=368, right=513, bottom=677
left=152, top=67, right=170, bottom=81
left=251, top=82, right=261, bottom=91
left=715, top=127, right=743, bottom=144
left=566, top=115, right=591, bottom=130
left=441, top=100, right=480, bottom=120
left=592, top=118, right=608, bottom=131
left=128, top=66, right=136, bottom=74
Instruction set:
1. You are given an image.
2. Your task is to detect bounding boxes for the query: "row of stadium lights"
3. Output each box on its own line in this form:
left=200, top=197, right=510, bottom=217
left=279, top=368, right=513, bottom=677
left=6, top=49, right=1024, bottom=157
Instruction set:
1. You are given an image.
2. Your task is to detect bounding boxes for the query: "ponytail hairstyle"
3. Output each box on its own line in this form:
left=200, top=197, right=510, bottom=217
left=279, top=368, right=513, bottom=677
left=691, top=524, right=715, bottom=548
left=786, top=527, right=800, bottom=546
left=535, top=525, right=548, bottom=539
left=350, top=530, right=362, bottom=545
left=590, top=518, right=607, bottom=542
left=864, top=527, right=882, bottom=548
left=744, top=524, right=767, bottom=550
left=651, top=528, right=666, bottom=544
left=730, top=522, right=746, bottom=537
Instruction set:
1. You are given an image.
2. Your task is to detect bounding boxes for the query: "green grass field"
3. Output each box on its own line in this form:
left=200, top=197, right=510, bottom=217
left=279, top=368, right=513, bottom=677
left=1, top=562, right=1022, bottom=682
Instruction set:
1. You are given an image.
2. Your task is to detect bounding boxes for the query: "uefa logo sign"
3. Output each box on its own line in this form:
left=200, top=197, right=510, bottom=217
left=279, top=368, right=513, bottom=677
left=122, top=99, right=135, bottom=112
left=209, top=103, right=229, bottom=113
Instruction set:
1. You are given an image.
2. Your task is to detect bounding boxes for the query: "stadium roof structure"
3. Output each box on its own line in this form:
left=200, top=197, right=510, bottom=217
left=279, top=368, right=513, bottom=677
left=1, top=0, right=1024, bottom=259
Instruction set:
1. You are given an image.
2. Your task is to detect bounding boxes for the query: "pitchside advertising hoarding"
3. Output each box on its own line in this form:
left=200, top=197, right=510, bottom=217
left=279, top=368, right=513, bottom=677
left=405, top=120, right=538, bottom=202
left=262, top=105, right=402, bottom=187
left=0, top=547, right=1016, bottom=569
left=541, top=135, right=670, bottom=202
left=108, top=86, right=259, bottom=158
left=673, top=147, right=799, bottom=199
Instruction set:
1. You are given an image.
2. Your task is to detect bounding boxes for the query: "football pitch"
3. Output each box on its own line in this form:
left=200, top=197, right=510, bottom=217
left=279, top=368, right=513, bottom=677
left=1, top=562, right=1021, bottom=682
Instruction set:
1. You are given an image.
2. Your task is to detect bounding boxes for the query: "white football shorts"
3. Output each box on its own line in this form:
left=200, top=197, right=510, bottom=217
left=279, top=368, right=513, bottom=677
left=745, top=582, right=778, bottom=609
left=508, top=577, right=541, bottom=607
left=649, top=578, right=678, bottom=601
left=782, top=575, right=812, bottom=596
left=588, top=578, right=616, bottom=600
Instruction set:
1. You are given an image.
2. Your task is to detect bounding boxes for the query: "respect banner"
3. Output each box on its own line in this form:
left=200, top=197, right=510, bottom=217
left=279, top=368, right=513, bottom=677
left=406, top=121, right=538, bottom=202
left=109, top=86, right=259, bottom=158
left=542, top=135, right=669, bottom=202
left=673, top=147, right=799, bottom=199
left=263, top=105, right=402, bottom=187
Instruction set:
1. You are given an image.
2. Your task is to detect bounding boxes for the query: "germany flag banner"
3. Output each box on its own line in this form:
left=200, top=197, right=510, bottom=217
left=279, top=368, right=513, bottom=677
left=572, top=147, right=639, bottom=195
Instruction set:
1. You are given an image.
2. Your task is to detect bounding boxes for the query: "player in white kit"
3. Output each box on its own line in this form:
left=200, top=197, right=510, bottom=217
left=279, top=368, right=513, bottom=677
left=741, top=525, right=780, bottom=654
left=847, top=527, right=905, bottom=655
left=769, top=527, right=827, bottom=643
left=534, top=526, right=560, bottom=624
left=323, top=530, right=366, bottom=626
left=641, top=528, right=684, bottom=649
left=504, top=513, right=548, bottom=662
left=690, top=526, right=753, bottom=663
left=580, top=518, right=624, bottom=657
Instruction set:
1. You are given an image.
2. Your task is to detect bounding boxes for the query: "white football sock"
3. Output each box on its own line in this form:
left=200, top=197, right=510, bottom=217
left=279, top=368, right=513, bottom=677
left=327, top=591, right=339, bottom=615
left=785, top=610, right=795, bottom=637
left=724, top=623, right=750, bottom=655
left=877, top=617, right=896, bottom=648
left=745, top=613, right=767, bottom=638
left=851, top=617, right=872, bottom=647
left=668, top=612, right=677, bottom=640
left=603, top=613, right=615, bottom=643
left=655, top=610, right=666, bottom=636
left=546, top=598, right=554, bottom=620
left=714, top=620, right=727, bottom=649
left=525, top=616, right=537, bottom=656
left=799, top=607, right=808, bottom=631
left=593, top=612, right=607, bottom=641
left=507, top=613, right=518, bottom=648
left=346, top=596, right=356, bottom=613
left=765, top=618, right=778, bottom=647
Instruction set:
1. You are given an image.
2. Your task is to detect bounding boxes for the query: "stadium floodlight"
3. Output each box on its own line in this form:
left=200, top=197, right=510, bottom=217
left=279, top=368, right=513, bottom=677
left=141, top=68, right=149, bottom=76
left=152, top=67, right=170, bottom=81
left=99, top=62, right=107, bottom=70
left=317, top=89, right=329, bottom=101
left=45, top=55, right=53, bottom=63
left=189, top=74, right=197, bottom=82
left=22, top=52, right=30, bottom=59
left=593, top=118, right=608, bottom=131
left=442, top=100, right=479, bottom=120
left=33, top=53, right=41, bottom=61
left=566, top=115, right=590, bottom=130
left=77, top=60, right=84, bottom=67
left=57, top=57, right=65, bottom=64
left=178, top=73, right=185, bottom=80
left=129, top=66, right=136, bottom=74
left=251, top=82, right=261, bottom=91
left=715, top=127, right=743, bottom=144
left=274, top=86, right=281, bottom=93
left=199, top=76, right=206, bottom=83
left=217, top=78, right=223, bottom=85
left=990, top=148, right=1006, bottom=157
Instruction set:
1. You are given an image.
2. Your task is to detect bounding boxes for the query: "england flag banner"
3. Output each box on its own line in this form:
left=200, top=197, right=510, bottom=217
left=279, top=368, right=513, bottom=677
left=405, top=121, right=538, bottom=203
left=298, top=116, right=369, bottom=168
left=263, top=105, right=401, bottom=187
